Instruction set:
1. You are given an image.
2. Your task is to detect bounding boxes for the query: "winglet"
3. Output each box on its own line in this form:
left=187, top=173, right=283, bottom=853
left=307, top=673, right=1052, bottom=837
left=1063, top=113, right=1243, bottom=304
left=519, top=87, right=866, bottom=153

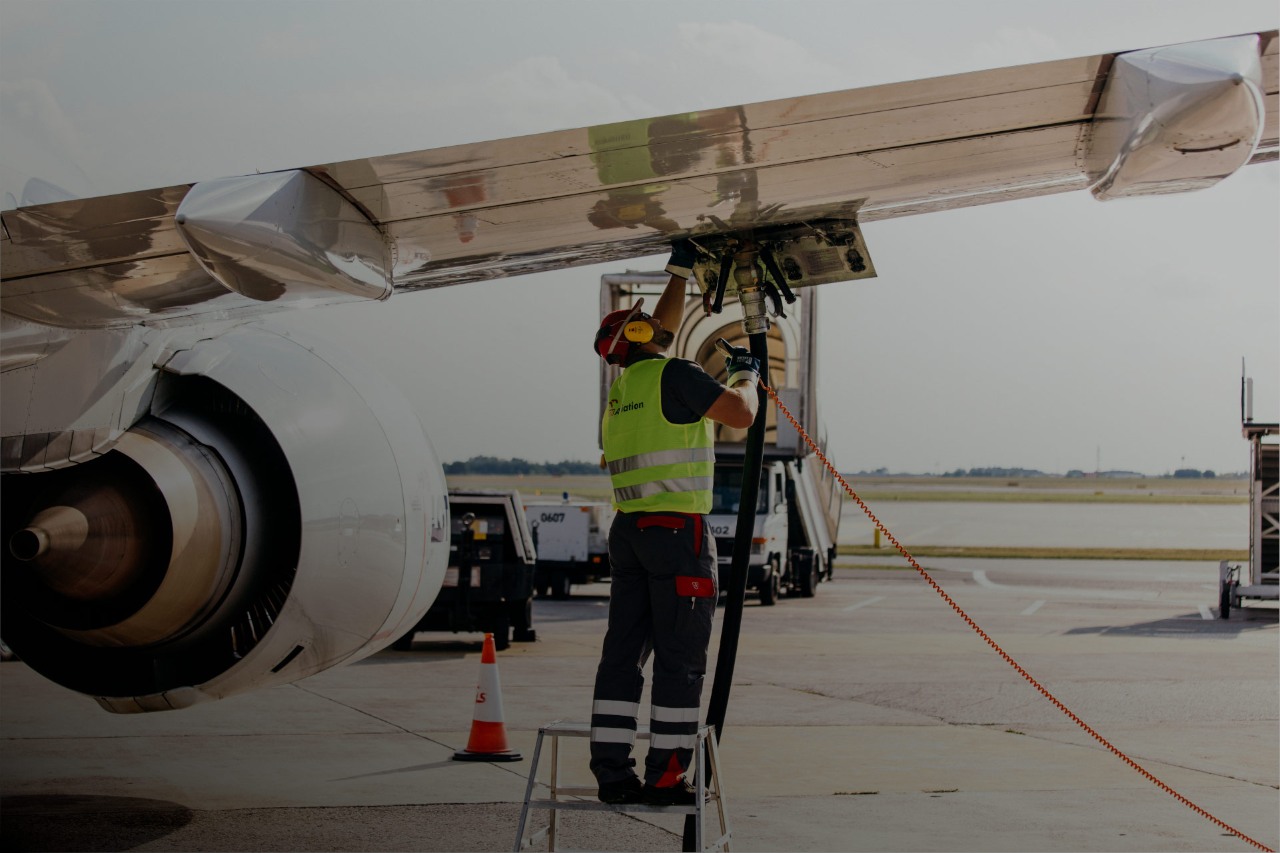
left=1085, top=34, right=1267, bottom=200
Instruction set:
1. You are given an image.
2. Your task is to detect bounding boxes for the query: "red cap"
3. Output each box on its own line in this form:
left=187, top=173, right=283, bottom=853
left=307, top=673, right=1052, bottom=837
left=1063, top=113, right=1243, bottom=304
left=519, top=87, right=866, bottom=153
left=593, top=299, right=646, bottom=364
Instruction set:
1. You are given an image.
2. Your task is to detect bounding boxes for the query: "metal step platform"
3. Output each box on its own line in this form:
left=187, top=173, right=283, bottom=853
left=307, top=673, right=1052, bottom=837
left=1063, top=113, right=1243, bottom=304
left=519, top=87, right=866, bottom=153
left=513, top=721, right=731, bottom=852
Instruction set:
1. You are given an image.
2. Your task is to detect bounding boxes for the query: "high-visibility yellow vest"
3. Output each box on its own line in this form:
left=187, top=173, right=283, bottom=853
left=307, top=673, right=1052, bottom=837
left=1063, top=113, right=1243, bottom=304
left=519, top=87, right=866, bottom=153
left=602, top=359, right=715, bottom=513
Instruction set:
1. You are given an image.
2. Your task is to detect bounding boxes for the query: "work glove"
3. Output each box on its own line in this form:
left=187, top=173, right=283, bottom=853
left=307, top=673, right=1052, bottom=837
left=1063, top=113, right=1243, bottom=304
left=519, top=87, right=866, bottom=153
left=723, top=344, right=761, bottom=388
left=664, top=238, right=697, bottom=279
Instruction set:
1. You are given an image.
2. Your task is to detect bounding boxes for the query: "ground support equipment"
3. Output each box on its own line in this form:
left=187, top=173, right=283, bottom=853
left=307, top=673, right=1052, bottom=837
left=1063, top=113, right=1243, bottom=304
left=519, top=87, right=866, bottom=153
left=513, top=720, right=731, bottom=852
left=1219, top=417, right=1277, bottom=618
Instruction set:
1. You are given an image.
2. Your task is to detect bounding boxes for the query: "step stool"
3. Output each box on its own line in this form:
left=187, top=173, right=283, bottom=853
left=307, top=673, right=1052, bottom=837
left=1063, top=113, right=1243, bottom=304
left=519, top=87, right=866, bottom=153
left=513, top=720, right=731, bottom=852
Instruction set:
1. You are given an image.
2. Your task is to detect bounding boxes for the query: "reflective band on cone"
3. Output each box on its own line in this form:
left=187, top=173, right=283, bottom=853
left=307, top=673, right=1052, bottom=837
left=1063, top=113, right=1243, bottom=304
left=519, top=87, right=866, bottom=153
left=453, top=633, right=522, bottom=762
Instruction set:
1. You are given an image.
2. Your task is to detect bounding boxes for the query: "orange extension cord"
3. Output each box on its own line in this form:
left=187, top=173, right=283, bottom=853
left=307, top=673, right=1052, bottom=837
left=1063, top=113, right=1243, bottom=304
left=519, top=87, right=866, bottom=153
left=763, top=383, right=1274, bottom=853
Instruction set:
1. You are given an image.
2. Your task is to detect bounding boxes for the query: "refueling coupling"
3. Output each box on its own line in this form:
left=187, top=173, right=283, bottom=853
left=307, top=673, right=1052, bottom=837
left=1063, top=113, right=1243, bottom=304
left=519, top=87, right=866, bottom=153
left=732, top=246, right=771, bottom=336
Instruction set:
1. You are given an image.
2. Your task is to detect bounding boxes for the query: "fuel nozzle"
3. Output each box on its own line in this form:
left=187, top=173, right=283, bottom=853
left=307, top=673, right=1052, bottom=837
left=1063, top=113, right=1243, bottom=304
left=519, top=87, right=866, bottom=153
left=732, top=246, right=771, bottom=336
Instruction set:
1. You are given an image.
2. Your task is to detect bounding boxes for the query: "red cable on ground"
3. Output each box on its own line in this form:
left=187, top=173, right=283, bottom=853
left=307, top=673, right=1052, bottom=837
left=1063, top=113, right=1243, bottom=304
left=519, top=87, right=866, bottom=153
left=763, top=383, right=1274, bottom=853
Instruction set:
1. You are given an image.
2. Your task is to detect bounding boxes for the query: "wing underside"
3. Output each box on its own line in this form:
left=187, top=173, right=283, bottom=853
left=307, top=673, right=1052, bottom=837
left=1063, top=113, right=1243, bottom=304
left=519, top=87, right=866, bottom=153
left=2, top=30, right=1276, bottom=329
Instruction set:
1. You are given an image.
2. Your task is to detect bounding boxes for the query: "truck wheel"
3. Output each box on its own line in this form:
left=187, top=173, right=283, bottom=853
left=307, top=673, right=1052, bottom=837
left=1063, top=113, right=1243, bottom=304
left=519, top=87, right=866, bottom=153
left=511, top=597, right=537, bottom=643
left=759, top=560, right=780, bottom=607
left=789, top=548, right=817, bottom=598
left=487, top=608, right=511, bottom=651
left=550, top=569, right=572, bottom=600
left=799, top=561, right=818, bottom=598
left=1219, top=579, right=1233, bottom=619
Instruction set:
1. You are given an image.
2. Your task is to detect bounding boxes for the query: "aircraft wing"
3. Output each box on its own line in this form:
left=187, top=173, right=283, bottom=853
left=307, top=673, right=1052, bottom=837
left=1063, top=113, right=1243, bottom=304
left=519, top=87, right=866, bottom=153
left=0, top=28, right=1274, bottom=714
left=3, top=30, right=1275, bottom=330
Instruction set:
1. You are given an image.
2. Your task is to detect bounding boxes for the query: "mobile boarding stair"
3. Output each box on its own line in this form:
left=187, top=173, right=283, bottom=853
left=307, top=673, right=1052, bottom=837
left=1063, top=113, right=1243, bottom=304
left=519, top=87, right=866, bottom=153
left=1219, top=417, right=1278, bottom=617
left=514, top=721, right=731, bottom=851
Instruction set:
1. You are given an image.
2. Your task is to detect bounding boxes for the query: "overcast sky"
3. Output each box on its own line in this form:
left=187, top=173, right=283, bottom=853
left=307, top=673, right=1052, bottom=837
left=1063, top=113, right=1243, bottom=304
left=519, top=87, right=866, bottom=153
left=2, top=0, right=1276, bottom=475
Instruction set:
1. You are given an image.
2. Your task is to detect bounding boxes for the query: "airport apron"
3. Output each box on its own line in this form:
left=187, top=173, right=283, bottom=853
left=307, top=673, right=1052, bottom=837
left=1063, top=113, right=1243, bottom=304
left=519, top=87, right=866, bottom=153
left=591, top=359, right=719, bottom=787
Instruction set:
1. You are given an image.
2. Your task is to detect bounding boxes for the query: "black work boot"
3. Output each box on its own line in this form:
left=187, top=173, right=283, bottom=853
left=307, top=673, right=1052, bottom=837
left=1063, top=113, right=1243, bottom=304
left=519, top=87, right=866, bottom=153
left=597, top=775, right=644, bottom=804
left=641, top=778, right=697, bottom=806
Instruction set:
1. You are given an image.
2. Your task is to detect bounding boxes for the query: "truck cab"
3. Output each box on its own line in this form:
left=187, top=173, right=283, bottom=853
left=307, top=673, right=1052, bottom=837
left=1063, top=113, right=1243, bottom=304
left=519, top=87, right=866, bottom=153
left=709, top=461, right=787, bottom=604
left=709, top=458, right=832, bottom=604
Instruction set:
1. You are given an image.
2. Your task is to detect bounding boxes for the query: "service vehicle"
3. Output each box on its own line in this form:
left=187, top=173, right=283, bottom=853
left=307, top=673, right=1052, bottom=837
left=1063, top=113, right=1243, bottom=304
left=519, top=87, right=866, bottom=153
left=709, top=457, right=838, bottom=605
left=394, top=490, right=537, bottom=650
left=1219, top=375, right=1278, bottom=617
left=524, top=499, right=615, bottom=598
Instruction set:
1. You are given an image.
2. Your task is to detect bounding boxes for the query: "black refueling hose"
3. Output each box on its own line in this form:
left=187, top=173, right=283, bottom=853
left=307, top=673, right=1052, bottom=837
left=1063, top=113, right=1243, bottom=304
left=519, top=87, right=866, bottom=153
left=684, top=330, right=770, bottom=851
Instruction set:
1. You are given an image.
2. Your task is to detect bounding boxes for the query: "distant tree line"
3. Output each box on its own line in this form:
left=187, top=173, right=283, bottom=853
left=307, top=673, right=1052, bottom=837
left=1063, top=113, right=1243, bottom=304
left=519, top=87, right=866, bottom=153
left=942, top=467, right=1049, bottom=478
left=444, top=456, right=602, bottom=476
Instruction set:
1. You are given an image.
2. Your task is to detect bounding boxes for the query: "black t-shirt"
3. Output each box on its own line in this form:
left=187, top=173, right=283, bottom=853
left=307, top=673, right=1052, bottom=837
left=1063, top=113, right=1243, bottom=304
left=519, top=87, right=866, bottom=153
left=627, top=352, right=725, bottom=424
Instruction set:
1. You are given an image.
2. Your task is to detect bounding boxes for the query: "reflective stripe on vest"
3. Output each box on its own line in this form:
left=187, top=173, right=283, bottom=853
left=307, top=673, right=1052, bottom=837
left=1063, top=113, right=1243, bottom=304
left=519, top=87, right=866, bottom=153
left=602, top=359, right=714, bottom=514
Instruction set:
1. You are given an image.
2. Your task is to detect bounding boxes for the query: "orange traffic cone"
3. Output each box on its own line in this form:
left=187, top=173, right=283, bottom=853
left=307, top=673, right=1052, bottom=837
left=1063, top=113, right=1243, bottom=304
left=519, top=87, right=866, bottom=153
left=453, top=633, right=522, bottom=762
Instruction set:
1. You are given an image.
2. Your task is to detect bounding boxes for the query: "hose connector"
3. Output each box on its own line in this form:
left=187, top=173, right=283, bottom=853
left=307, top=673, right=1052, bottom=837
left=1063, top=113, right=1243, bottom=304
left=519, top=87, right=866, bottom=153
left=733, top=247, right=771, bottom=336
left=738, top=286, right=770, bottom=336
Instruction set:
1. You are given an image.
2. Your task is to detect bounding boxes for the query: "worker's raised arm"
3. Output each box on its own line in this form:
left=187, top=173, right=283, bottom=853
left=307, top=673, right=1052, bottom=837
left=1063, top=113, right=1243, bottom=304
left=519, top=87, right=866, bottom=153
left=652, top=240, right=697, bottom=335
left=704, top=343, right=761, bottom=429
left=704, top=383, right=759, bottom=429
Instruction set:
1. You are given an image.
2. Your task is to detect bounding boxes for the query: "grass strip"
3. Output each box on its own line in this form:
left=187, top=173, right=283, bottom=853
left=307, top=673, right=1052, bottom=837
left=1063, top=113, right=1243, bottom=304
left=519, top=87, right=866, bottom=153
left=848, top=491, right=1245, bottom=505
left=837, top=545, right=1248, bottom=561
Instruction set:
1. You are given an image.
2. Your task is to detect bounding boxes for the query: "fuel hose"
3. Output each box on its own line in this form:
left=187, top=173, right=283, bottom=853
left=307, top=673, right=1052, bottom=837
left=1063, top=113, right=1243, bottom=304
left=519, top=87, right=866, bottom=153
left=684, top=330, right=770, bottom=851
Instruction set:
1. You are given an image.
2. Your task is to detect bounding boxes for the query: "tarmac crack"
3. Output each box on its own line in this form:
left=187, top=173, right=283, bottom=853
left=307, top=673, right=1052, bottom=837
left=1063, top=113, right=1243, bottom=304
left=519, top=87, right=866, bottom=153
left=977, top=725, right=1280, bottom=790
left=288, top=684, right=477, bottom=753
left=288, top=683, right=538, bottom=785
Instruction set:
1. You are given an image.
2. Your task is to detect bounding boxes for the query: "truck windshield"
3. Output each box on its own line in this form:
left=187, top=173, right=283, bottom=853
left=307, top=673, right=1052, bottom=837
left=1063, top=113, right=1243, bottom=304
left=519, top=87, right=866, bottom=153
left=711, top=467, right=769, bottom=515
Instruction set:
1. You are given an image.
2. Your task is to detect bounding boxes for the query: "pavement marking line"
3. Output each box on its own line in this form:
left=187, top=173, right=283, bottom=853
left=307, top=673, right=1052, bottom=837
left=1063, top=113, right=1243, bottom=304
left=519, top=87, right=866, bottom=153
left=1021, top=600, right=1046, bottom=616
left=970, top=569, right=1158, bottom=601
left=1198, top=605, right=1214, bottom=621
left=973, top=569, right=998, bottom=589
left=843, top=595, right=886, bottom=612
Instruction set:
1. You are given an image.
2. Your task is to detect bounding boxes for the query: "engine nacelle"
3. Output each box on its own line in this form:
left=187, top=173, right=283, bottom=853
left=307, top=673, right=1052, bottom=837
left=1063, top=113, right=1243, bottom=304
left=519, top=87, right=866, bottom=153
left=1, top=324, right=450, bottom=711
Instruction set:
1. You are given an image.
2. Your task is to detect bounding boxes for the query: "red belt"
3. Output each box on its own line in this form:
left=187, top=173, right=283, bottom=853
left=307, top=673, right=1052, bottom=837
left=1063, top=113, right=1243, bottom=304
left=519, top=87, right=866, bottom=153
left=636, top=513, right=704, bottom=556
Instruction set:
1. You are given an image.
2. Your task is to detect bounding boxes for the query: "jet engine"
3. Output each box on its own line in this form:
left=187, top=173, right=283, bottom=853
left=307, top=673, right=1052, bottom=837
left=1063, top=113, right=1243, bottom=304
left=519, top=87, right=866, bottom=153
left=1, top=323, right=451, bottom=712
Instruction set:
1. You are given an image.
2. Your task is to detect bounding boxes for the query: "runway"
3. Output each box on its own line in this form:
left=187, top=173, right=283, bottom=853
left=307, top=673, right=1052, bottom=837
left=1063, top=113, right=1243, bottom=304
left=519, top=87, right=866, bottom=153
left=2, top=558, right=1276, bottom=852
left=839, top=499, right=1247, bottom=550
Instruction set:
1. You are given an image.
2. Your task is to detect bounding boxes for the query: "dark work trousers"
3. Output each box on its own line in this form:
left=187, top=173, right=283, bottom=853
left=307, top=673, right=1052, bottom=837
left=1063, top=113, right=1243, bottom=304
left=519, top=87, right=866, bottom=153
left=590, top=510, right=718, bottom=787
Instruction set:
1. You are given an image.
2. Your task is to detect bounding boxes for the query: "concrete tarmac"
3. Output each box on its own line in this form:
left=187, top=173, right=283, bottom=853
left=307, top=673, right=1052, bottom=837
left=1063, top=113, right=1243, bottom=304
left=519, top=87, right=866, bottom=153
left=2, top=559, right=1276, bottom=852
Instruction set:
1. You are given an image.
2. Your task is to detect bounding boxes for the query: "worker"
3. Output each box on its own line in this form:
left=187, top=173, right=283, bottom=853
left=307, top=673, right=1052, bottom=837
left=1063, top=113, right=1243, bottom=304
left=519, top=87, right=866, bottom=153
left=589, top=240, right=760, bottom=806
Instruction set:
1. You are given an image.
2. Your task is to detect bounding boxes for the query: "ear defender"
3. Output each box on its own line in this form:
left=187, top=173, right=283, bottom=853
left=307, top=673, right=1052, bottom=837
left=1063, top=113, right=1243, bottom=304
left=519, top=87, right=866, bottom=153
left=594, top=299, right=647, bottom=365
left=623, top=319, right=654, bottom=344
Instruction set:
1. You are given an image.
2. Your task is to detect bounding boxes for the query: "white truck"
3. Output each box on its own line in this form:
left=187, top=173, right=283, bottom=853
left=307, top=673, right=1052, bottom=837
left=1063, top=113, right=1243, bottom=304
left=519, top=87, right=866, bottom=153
left=708, top=456, right=839, bottom=605
left=600, top=271, right=842, bottom=605
left=524, top=499, right=615, bottom=598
